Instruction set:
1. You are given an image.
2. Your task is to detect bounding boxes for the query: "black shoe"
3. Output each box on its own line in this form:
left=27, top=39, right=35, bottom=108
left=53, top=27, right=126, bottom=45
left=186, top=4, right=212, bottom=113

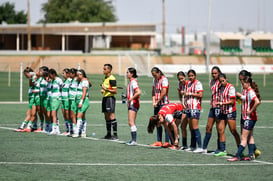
left=111, top=135, right=119, bottom=141
left=104, top=134, right=112, bottom=140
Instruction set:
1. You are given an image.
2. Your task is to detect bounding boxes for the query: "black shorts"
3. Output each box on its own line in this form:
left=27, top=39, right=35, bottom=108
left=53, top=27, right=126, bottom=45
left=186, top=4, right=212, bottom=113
left=102, top=96, right=116, bottom=113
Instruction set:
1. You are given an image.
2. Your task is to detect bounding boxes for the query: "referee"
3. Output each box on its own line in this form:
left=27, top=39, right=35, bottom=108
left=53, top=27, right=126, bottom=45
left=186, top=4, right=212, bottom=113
left=101, top=64, right=118, bottom=140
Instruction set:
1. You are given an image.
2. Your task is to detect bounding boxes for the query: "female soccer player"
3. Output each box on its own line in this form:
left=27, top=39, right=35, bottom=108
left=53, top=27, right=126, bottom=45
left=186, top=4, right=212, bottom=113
left=176, top=71, right=189, bottom=150
left=215, top=73, right=240, bottom=156
left=148, top=103, right=184, bottom=148
left=72, top=69, right=90, bottom=138
left=150, top=67, right=170, bottom=148
left=14, top=67, right=35, bottom=132
left=183, top=69, right=203, bottom=153
left=48, top=68, right=63, bottom=135
left=44, top=71, right=52, bottom=133
left=68, top=68, right=78, bottom=136
left=61, top=68, right=71, bottom=135
left=125, top=67, right=141, bottom=145
left=34, top=66, right=49, bottom=132
left=23, top=68, right=44, bottom=132
left=202, top=66, right=221, bottom=153
left=227, top=76, right=261, bottom=161
left=237, top=70, right=261, bottom=158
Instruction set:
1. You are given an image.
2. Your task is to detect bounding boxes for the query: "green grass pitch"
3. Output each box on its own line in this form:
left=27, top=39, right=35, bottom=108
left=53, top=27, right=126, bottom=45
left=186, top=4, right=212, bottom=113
left=0, top=102, right=273, bottom=181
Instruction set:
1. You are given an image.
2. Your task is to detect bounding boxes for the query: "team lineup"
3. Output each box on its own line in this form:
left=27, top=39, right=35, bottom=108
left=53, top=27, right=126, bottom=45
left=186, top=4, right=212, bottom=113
left=13, top=64, right=261, bottom=162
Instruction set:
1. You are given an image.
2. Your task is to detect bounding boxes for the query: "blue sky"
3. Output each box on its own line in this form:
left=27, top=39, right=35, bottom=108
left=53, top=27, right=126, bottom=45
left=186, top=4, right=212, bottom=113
left=2, top=0, right=273, bottom=33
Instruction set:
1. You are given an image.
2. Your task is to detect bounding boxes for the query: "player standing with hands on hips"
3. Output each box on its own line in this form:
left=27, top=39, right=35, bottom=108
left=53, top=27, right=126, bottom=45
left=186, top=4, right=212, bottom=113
left=101, top=64, right=118, bottom=140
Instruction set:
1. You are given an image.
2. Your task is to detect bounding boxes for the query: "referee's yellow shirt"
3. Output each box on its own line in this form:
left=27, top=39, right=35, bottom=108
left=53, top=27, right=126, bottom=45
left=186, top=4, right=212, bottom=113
left=102, top=74, right=117, bottom=97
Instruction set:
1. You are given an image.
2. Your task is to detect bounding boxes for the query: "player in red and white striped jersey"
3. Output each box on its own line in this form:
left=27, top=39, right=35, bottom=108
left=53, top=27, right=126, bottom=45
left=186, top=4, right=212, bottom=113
left=125, top=67, right=141, bottom=146
left=228, top=76, right=261, bottom=161
left=183, top=69, right=203, bottom=153
left=203, top=66, right=222, bottom=153
left=150, top=67, right=170, bottom=147
left=215, top=73, right=240, bottom=156
left=148, top=103, right=184, bottom=148
left=177, top=71, right=189, bottom=150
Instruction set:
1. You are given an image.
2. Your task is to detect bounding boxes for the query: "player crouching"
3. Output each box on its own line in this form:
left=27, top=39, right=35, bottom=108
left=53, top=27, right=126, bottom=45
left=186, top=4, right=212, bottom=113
left=148, top=103, right=184, bottom=149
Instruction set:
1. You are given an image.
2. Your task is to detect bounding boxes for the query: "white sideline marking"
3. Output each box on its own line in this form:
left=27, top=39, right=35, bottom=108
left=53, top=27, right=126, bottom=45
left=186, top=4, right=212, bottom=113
left=0, top=162, right=272, bottom=166
left=1, top=126, right=273, bottom=165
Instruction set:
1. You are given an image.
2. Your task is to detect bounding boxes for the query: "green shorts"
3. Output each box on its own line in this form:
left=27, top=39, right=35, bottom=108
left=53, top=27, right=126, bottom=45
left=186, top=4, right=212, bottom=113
left=70, top=99, right=77, bottom=113
left=34, top=94, right=41, bottom=106
left=46, top=99, right=51, bottom=112
left=40, top=96, right=48, bottom=108
left=61, top=99, right=70, bottom=110
left=28, top=97, right=35, bottom=109
left=50, top=99, right=60, bottom=111
left=77, top=98, right=89, bottom=113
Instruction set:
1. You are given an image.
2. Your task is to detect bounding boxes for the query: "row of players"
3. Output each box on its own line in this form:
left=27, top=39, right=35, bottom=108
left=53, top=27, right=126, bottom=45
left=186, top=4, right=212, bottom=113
left=147, top=67, right=261, bottom=162
left=14, top=66, right=91, bottom=137
left=14, top=64, right=261, bottom=161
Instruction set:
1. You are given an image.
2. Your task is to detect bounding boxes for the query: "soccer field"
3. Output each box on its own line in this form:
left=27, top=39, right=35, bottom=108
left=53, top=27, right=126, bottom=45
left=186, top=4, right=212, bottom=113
left=1, top=102, right=273, bottom=181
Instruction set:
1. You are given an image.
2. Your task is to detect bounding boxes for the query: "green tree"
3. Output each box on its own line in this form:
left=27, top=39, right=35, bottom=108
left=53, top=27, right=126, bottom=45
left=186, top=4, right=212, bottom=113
left=0, top=2, right=27, bottom=24
left=40, top=0, right=117, bottom=23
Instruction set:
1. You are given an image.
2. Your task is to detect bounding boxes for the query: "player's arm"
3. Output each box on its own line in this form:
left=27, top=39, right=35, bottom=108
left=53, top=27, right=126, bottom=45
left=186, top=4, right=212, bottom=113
left=78, top=80, right=88, bottom=108
left=162, top=122, right=174, bottom=144
left=247, top=97, right=260, bottom=115
left=128, top=88, right=141, bottom=103
left=170, top=121, right=179, bottom=146
left=155, top=87, right=167, bottom=105
left=152, top=87, right=156, bottom=107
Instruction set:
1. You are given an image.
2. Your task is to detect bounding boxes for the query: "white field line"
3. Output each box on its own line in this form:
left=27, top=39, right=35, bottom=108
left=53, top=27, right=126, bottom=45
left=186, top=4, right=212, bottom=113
left=1, top=161, right=272, bottom=166
left=1, top=126, right=273, bottom=166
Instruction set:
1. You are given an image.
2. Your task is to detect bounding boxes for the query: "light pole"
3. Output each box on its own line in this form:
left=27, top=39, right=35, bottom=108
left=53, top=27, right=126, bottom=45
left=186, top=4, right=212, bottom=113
left=84, top=27, right=89, bottom=53
left=162, top=0, right=165, bottom=49
left=205, top=0, right=212, bottom=73
left=27, top=0, right=31, bottom=51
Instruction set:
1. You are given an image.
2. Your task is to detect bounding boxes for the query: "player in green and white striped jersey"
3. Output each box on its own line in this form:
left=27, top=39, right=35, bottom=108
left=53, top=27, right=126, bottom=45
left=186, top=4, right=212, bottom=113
left=68, top=68, right=78, bottom=137
left=34, top=66, right=49, bottom=132
left=14, top=67, right=36, bottom=132
left=23, top=69, right=44, bottom=132
left=48, top=69, right=63, bottom=135
left=72, top=69, right=90, bottom=138
left=61, top=68, right=72, bottom=135
left=45, top=74, right=53, bottom=133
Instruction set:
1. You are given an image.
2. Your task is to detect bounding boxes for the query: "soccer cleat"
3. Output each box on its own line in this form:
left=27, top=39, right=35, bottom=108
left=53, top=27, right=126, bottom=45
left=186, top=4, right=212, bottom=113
left=162, top=142, right=172, bottom=148
left=81, top=133, right=86, bottom=138
left=169, top=145, right=179, bottom=150
left=126, top=141, right=137, bottom=146
left=242, top=156, right=255, bottom=161
left=227, top=157, right=240, bottom=162
left=14, top=128, right=24, bottom=132
left=61, top=132, right=69, bottom=136
left=103, top=134, right=112, bottom=140
left=23, top=128, right=32, bottom=132
left=72, top=134, right=79, bottom=138
left=214, top=151, right=227, bottom=157
left=193, top=148, right=203, bottom=153
left=185, top=147, right=195, bottom=152
left=111, top=135, right=119, bottom=141
left=150, top=141, right=163, bottom=147
left=179, top=146, right=188, bottom=151
left=254, top=149, right=261, bottom=159
left=33, top=128, right=42, bottom=132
